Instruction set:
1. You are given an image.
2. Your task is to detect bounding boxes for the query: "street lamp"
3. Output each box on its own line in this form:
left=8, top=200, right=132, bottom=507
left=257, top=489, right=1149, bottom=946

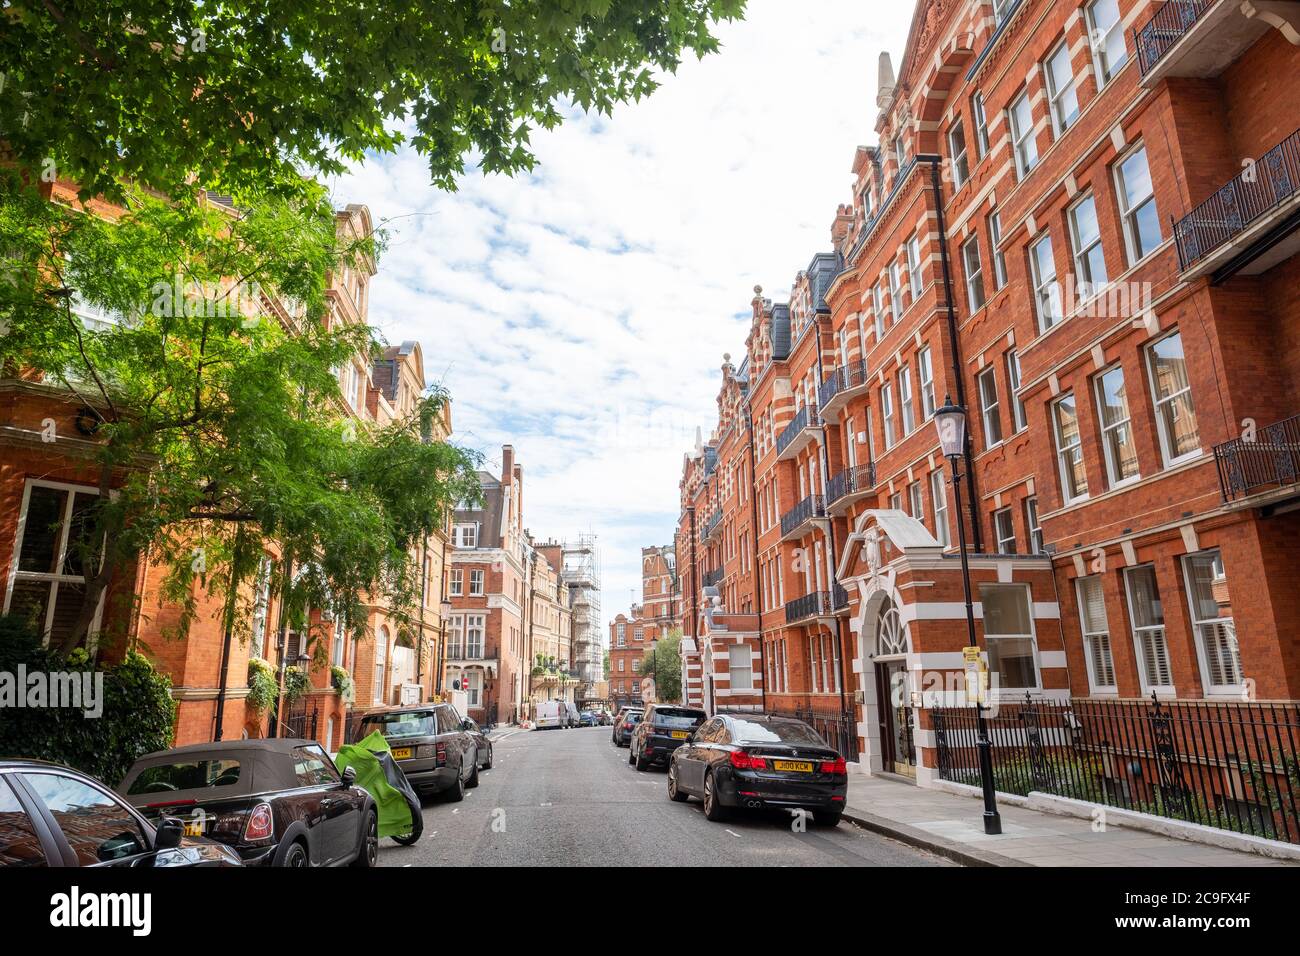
left=934, top=395, right=1002, bottom=836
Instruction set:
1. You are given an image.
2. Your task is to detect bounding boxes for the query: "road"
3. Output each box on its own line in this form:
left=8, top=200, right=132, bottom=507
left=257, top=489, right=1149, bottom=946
left=380, top=725, right=954, bottom=867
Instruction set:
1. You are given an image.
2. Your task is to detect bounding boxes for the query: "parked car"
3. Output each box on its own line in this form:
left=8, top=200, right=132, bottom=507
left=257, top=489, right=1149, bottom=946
left=610, top=705, right=635, bottom=741
left=667, top=714, right=847, bottom=826
left=630, top=705, right=707, bottom=771
left=120, top=739, right=377, bottom=867
left=354, top=703, right=479, bottom=799
left=0, top=759, right=242, bottom=868
left=464, top=717, right=494, bottom=771
left=612, top=708, right=643, bottom=747
left=598, top=710, right=613, bottom=726
left=565, top=701, right=581, bottom=727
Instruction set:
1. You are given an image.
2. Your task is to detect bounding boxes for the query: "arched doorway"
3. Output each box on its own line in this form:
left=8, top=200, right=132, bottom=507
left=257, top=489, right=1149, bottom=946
left=870, top=597, right=916, bottom=777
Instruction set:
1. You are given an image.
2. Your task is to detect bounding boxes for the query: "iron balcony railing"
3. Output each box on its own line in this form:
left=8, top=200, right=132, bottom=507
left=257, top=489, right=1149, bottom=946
left=702, top=566, right=725, bottom=589
left=785, top=590, right=834, bottom=624
left=776, top=405, right=820, bottom=457
left=1173, top=127, right=1300, bottom=272
left=827, top=463, right=876, bottom=506
left=1134, top=0, right=1212, bottom=76
left=702, top=508, right=723, bottom=541
left=1214, top=412, right=1300, bottom=501
left=818, top=359, right=869, bottom=410
left=780, top=494, right=826, bottom=538
left=832, top=582, right=850, bottom=611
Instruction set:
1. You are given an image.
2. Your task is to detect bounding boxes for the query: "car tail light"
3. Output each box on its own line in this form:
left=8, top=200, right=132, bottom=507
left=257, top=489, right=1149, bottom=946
left=820, top=757, right=848, bottom=774
left=729, top=750, right=766, bottom=771
left=144, top=797, right=197, bottom=809
left=623, top=722, right=633, bottom=731
left=435, top=741, right=447, bottom=766
left=243, top=803, right=273, bottom=842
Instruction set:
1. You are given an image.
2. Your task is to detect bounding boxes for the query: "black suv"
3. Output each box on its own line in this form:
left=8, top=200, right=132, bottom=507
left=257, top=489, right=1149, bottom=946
left=356, top=703, right=479, bottom=800
left=629, top=705, right=707, bottom=770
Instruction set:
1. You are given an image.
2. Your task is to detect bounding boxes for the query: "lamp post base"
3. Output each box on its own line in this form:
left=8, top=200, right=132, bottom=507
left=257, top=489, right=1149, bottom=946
left=976, top=704, right=1003, bottom=835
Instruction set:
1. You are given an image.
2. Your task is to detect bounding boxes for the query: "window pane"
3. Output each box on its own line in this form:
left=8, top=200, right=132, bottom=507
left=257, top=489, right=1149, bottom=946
left=23, top=772, right=147, bottom=865
left=0, top=777, right=47, bottom=866
left=981, top=585, right=1032, bottom=635
left=988, top=637, right=1038, bottom=689
left=7, top=580, right=52, bottom=635
left=62, top=492, right=101, bottom=577
left=1078, top=576, right=1107, bottom=633
left=1126, top=566, right=1163, bottom=628
left=18, top=486, right=67, bottom=574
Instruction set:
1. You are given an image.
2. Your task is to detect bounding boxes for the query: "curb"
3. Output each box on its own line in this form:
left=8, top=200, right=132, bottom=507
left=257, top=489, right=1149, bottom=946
left=839, top=807, right=1028, bottom=868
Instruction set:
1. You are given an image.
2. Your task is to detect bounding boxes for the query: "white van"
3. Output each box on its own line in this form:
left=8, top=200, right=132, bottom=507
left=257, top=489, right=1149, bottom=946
left=534, top=700, right=567, bottom=730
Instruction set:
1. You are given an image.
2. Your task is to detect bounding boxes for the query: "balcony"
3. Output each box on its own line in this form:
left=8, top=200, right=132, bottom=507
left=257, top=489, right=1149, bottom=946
left=1173, top=127, right=1300, bottom=279
left=818, top=359, right=870, bottom=418
left=776, top=405, right=821, bottom=461
left=1214, top=412, right=1300, bottom=502
left=1137, top=0, right=1284, bottom=87
left=832, top=583, right=851, bottom=613
left=702, top=566, right=725, bottom=589
left=785, top=590, right=836, bottom=625
left=826, top=463, right=876, bottom=515
left=701, top=508, right=723, bottom=542
left=779, top=494, right=826, bottom=541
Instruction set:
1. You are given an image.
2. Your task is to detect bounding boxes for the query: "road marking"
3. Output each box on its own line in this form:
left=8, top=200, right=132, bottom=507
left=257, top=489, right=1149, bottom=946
left=540, top=802, right=552, bottom=807
left=451, top=808, right=459, bottom=814
left=725, top=829, right=742, bottom=839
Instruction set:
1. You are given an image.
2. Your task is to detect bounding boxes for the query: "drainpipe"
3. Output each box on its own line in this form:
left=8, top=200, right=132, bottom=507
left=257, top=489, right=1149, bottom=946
left=921, top=153, right=984, bottom=553
left=743, top=399, right=768, bottom=712
left=812, top=318, right=850, bottom=717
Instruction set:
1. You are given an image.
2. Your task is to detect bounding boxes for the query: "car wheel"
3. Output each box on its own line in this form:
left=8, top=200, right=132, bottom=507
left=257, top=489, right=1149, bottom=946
left=628, top=748, right=636, bottom=766
left=813, top=810, right=843, bottom=828
left=667, top=764, right=688, bottom=802
left=482, top=745, right=493, bottom=770
left=281, top=840, right=309, bottom=868
left=635, top=751, right=649, bottom=772
left=466, top=759, right=480, bottom=789
left=446, top=769, right=466, bottom=802
left=703, top=771, right=728, bottom=822
left=352, top=811, right=379, bottom=866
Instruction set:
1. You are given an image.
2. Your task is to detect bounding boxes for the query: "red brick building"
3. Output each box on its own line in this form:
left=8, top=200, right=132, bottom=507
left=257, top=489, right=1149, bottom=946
left=678, top=0, right=1300, bottom=789
left=608, top=611, right=649, bottom=710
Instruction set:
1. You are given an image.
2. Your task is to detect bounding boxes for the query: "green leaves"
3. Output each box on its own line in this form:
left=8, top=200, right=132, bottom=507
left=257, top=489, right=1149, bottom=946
left=0, top=1, right=745, bottom=200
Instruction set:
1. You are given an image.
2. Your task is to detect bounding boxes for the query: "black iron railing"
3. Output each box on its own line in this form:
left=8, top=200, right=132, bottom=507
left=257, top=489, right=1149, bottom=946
left=776, top=405, right=820, bottom=456
left=827, top=463, right=876, bottom=506
left=1174, top=127, right=1300, bottom=271
left=793, top=707, right=861, bottom=763
left=832, top=583, right=850, bottom=611
left=1214, top=412, right=1300, bottom=501
left=818, top=359, right=869, bottom=409
left=1135, top=0, right=1212, bottom=76
left=702, top=508, right=723, bottom=541
left=780, top=494, right=826, bottom=538
left=785, top=591, right=833, bottom=624
left=933, top=694, right=1300, bottom=845
left=702, top=566, right=725, bottom=589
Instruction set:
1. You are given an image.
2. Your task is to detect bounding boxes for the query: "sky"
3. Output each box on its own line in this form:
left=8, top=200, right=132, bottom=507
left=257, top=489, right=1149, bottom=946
left=326, top=0, right=917, bottom=636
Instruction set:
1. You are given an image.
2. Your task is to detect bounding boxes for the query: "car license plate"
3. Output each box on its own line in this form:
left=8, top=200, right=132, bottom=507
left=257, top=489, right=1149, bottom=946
left=183, top=820, right=204, bottom=837
left=774, top=760, right=813, bottom=773
left=671, top=731, right=689, bottom=739
left=391, top=747, right=413, bottom=760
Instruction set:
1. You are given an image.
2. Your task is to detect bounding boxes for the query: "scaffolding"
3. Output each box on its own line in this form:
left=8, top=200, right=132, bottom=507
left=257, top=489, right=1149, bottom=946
left=561, top=534, right=603, bottom=695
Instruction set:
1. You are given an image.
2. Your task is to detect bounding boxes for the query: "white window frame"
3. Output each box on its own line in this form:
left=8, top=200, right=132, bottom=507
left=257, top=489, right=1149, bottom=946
left=1182, top=550, right=1242, bottom=695
left=1115, top=144, right=1162, bottom=264
left=1044, top=39, right=1079, bottom=137
left=1009, top=90, right=1039, bottom=178
left=907, top=235, right=923, bottom=299
left=918, top=346, right=936, bottom=420
left=1029, top=233, right=1062, bottom=332
left=972, top=93, right=990, bottom=157
left=889, top=261, right=903, bottom=322
left=948, top=120, right=970, bottom=188
left=1075, top=575, right=1118, bottom=693
left=992, top=506, right=1017, bottom=554
left=1025, top=496, right=1044, bottom=554
left=977, top=365, right=1003, bottom=449
left=881, top=381, right=896, bottom=449
left=1069, top=193, right=1108, bottom=293
left=1005, top=350, right=1027, bottom=432
left=1124, top=564, right=1174, bottom=695
left=449, top=568, right=463, bottom=596
left=988, top=210, right=1008, bottom=290
left=728, top=644, right=754, bottom=691
left=908, top=481, right=924, bottom=521
left=931, top=470, right=951, bottom=547
left=1094, top=364, right=1140, bottom=487
left=1087, top=0, right=1129, bottom=87
left=1053, top=393, right=1089, bottom=503
left=464, top=613, right=485, bottom=658
left=898, top=365, right=916, bottom=435
left=468, top=568, right=485, bottom=596
left=453, top=523, right=478, bottom=548
left=962, top=234, right=985, bottom=313
left=979, top=583, right=1042, bottom=693
left=1146, top=330, right=1201, bottom=466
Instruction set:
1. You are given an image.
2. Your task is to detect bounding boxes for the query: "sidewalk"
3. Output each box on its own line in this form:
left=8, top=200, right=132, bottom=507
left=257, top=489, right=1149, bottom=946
left=842, top=774, right=1298, bottom=867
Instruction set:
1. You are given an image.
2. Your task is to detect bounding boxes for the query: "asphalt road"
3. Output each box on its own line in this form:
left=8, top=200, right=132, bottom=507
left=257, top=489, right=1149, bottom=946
left=379, top=724, right=954, bottom=867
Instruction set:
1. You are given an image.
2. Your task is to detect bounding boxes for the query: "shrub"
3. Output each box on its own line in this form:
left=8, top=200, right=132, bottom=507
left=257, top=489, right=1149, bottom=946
left=246, top=657, right=278, bottom=714
left=0, top=615, right=177, bottom=787
left=330, top=666, right=355, bottom=705
left=282, top=665, right=309, bottom=705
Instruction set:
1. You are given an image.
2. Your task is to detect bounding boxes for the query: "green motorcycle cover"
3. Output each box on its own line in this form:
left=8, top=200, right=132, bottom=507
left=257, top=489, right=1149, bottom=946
left=335, top=730, right=417, bottom=839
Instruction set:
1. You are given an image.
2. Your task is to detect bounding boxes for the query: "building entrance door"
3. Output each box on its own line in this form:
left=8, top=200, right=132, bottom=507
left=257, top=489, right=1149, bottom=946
left=871, top=597, right=915, bottom=777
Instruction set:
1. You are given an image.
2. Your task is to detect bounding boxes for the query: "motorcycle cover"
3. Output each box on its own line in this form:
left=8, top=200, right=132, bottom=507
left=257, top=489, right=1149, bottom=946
left=335, top=730, right=423, bottom=842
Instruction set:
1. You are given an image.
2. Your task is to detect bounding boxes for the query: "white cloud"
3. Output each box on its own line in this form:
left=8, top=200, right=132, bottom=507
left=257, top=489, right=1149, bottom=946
left=327, top=0, right=914, bottom=636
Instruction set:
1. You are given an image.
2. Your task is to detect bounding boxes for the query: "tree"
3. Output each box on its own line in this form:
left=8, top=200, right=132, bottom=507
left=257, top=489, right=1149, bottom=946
left=643, top=628, right=683, bottom=703
left=0, top=171, right=482, bottom=655
left=1, top=0, right=746, bottom=200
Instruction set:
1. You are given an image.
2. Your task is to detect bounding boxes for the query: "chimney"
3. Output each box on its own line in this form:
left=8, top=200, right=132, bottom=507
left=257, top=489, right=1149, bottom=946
left=831, top=203, right=854, bottom=246
left=877, top=51, right=896, bottom=109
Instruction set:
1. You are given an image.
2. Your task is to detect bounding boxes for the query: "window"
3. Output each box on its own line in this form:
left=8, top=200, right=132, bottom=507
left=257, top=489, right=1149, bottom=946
left=1147, top=331, right=1200, bottom=464
left=464, top=670, right=482, bottom=707
left=1005, top=350, right=1027, bottom=432
left=898, top=365, right=916, bottom=434
left=22, top=772, right=147, bottom=865
left=1116, top=145, right=1162, bottom=262
left=728, top=644, right=753, bottom=691
left=1095, top=365, right=1139, bottom=486
left=1070, top=194, right=1108, bottom=293
left=1030, top=234, right=1062, bottom=331
left=977, top=366, right=1003, bottom=448
left=449, top=568, right=463, bottom=596
left=0, top=777, right=46, bottom=867
left=918, top=346, right=936, bottom=419
left=881, top=381, right=896, bottom=449
left=993, top=0, right=1017, bottom=23
left=949, top=121, right=970, bottom=187
left=931, top=470, right=951, bottom=547
left=962, top=235, right=985, bottom=313
left=1009, top=91, right=1039, bottom=177
left=453, top=524, right=478, bottom=548
left=5, top=482, right=102, bottom=648
left=979, top=585, right=1039, bottom=690
left=908, top=481, right=924, bottom=521
left=447, top=615, right=463, bottom=658
left=294, top=745, right=340, bottom=786
left=469, top=568, right=485, bottom=596
left=1124, top=565, right=1173, bottom=692
left=1053, top=394, right=1089, bottom=502
left=464, top=614, right=484, bottom=658
left=988, top=211, right=1008, bottom=289
left=993, top=507, right=1016, bottom=554
left=889, top=262, right=903, bottom=322
left=1044, top=41, right=1079, bottom=136
left=1025, top=496, right=1044, bottom=553
left=1087, top=0, right=1129, bottom=86
left=374, top=626, right=389, bottom=705
left=250, top=557, right=273, bottom=659
left=332, top=616, right=346, bottom=668
left=889, top=491, right=903, bottom=512
left=1076, top=576, right=1117, bottom=692
left=873, top=283, right=886, bottom=339
left=972, top=93, right=990, bottom=157
left=907, top=235, right=923, bottom=298
left=1183, top=551, right=1241, bottom=692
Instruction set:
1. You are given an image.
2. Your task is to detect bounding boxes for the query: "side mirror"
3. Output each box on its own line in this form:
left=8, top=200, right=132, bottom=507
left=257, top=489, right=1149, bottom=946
left=339, top=766, right=357, bottom=788
left=154, top=817, right=184, bottom=850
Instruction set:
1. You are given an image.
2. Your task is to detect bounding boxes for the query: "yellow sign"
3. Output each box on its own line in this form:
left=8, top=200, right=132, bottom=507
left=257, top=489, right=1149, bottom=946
left=962, top=645, right=982, bottom=663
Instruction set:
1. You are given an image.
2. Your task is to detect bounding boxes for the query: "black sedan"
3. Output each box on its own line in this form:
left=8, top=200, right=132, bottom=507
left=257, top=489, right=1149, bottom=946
left=0, top=759, right=241, bottom=867
left=667, top=714, right=848, bottom=826
left=630, top=705, right=706, bottom=770
left=120, top=739, right=377, bottom=867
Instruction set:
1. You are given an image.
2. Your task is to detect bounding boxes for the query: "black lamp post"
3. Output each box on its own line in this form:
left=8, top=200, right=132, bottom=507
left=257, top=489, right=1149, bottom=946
left=934, top=395, right=1002, bottom=836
